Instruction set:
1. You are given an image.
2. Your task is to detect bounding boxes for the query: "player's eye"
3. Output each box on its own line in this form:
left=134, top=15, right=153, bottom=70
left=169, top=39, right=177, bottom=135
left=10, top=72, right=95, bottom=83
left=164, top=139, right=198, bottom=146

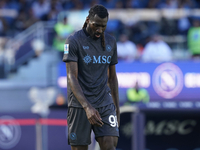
left=94, top=24, right=106, bottom=28
left=93, top=23, right=98, bottom=27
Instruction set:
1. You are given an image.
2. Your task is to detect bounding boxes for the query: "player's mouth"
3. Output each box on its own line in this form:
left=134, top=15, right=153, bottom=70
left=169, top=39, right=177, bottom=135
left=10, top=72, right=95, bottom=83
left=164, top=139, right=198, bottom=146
left=95, top=34, right=101, bottom=38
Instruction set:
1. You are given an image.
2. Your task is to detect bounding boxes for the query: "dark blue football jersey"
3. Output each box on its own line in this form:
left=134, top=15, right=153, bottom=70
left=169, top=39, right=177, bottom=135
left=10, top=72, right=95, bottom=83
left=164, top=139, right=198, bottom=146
left=63, top=29, right=118, bottom=108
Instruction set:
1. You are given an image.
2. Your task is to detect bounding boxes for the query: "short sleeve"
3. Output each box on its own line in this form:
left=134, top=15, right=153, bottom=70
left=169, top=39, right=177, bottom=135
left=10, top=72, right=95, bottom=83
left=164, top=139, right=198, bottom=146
left=110, top=38, right=118, bottom=66
left=62, top=36, right=78, bottom=62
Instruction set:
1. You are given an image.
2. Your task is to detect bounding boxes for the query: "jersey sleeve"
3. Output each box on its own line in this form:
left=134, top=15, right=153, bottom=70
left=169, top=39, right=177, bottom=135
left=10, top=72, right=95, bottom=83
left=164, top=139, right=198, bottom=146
left=62, top=36, right=78, bottom=62
left=110, top=38, right=118, bottom=66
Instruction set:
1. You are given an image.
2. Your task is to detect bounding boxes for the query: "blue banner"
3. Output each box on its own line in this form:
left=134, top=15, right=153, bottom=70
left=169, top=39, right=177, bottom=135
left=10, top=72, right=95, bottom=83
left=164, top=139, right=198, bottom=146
left=58, top=61, right=200, bottom=107
left=47, top=110, right=70, bottom=150
left=116, top=61, right=200, bottom=101
left=0, top=113, right=36, bottom=150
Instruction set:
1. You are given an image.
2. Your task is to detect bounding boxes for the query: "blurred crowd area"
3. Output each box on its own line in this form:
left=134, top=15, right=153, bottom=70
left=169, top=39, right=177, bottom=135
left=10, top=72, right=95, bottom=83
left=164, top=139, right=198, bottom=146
left=0, top=0, right=200, bottom=37
left=1, top=0, right=200, bottom=78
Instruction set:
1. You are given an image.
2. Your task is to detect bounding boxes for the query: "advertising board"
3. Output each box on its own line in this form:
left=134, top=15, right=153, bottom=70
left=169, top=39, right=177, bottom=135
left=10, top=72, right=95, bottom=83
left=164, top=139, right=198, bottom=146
left=58, top=61, right=200, bottom=107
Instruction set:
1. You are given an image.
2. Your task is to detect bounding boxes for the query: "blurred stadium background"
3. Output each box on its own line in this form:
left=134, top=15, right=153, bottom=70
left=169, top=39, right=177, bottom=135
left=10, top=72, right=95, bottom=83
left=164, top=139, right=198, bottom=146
left=1, top=0, right=200, bottom=150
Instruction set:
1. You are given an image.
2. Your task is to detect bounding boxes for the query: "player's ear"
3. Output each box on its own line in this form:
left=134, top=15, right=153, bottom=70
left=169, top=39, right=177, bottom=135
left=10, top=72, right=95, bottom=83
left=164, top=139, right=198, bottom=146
left=86, top=17, right=90, bottom=24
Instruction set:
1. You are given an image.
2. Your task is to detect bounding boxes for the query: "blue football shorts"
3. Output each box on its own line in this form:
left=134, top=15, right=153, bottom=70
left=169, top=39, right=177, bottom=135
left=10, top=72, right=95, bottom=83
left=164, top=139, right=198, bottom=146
left=67, top=103, right=119, bottom=145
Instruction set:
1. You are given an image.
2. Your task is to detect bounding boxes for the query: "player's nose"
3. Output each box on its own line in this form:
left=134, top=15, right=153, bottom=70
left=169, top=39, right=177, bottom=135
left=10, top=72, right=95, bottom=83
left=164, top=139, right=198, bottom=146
left=96, top=27, right=103, bottom=34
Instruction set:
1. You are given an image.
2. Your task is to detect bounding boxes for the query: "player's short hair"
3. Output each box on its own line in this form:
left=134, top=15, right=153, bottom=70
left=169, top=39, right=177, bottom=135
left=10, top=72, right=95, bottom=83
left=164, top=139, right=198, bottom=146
left=82, top=4, right=109, bottom=50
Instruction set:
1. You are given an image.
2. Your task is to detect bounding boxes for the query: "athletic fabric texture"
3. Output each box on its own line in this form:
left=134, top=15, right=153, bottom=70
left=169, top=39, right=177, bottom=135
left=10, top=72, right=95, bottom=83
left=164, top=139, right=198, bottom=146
left=63, top=29, right=118, bottom=108
left=67, top=103, right=119, bottom=145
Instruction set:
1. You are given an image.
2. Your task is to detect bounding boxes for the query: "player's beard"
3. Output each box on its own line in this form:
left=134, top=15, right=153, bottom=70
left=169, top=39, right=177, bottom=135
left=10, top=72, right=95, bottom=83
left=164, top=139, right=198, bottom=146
left=88, top=26, right=102, bottom=40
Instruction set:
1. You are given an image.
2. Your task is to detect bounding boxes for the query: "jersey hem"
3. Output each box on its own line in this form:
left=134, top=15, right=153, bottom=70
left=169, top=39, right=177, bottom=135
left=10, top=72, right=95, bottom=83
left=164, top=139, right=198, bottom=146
left=63, top=59, right=77, bottom=63
left=109, top=62, right=118, bottom=66
left=69, top=142, right=91, bottom=146
left=68, top=102, right=114, bottom=109
left=95, top=134, right=119, bottom=138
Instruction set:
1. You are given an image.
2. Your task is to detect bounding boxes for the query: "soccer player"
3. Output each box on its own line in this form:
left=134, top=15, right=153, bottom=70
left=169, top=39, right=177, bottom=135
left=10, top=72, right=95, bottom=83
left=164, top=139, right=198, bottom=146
left=63, top=4, right=120, bottom=150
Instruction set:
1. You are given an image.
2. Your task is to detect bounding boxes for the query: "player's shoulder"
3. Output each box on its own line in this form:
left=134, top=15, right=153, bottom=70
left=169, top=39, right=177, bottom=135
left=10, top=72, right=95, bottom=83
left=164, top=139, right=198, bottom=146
left=104, top=32, right=116, bottom=42
left=67, top=30, right=81, bottom=40
left=104, top=32, right=115, bottom=39
left=66, top=29, right=83, bottom=44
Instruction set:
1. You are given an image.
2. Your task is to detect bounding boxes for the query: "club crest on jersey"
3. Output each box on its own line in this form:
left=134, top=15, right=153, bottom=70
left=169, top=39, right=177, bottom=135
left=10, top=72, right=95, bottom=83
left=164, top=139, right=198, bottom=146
left=64, top=44, right=69, bottom=54
left=106, top=44, right=112, bottom=52
left=70, top=133, right=77, bottom=140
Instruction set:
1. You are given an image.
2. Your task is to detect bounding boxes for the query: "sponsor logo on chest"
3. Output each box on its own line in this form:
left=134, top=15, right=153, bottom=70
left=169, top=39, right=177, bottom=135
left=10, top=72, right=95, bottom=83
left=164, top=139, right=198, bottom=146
left=83, top=54, right=111, bottom=65
left=82, top=44, right=112, bottom=65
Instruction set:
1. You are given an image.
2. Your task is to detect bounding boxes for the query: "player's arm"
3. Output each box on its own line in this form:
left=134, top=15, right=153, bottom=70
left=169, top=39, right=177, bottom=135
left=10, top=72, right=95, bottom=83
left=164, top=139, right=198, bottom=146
left=66, top=62, right=103, bottom=127
left=107, top=65, right=120, bottom=126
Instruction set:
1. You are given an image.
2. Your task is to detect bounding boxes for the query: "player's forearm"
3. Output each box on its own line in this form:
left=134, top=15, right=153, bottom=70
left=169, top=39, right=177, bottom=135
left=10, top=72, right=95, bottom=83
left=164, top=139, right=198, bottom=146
left=108, top=75, right=119, bottom=110
left=68, top=75, right=91, bottom=109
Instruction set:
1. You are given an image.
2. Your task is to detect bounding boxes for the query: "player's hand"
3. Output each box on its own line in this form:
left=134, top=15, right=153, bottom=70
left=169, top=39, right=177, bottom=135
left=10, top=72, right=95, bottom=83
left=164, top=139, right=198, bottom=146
left=84, top=105, right=104, bottom=127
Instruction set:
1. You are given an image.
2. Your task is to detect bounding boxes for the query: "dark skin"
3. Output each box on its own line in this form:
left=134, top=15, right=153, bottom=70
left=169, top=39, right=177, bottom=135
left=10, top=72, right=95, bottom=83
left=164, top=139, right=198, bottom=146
left=86, top=14, right=107, bottom=40
left=66, top=14, right=120, bottom=150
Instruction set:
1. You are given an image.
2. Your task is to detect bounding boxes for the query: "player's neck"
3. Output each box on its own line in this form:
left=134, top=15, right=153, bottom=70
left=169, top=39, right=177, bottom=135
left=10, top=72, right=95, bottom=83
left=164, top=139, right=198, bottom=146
left=83, top=28, right=90, bottom=37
